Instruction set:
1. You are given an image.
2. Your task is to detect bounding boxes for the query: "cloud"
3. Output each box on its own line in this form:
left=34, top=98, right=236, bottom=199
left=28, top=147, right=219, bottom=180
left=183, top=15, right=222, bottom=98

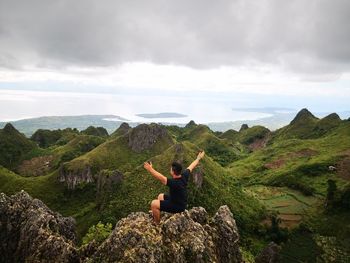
left=0, top=0, right=349, bottom=78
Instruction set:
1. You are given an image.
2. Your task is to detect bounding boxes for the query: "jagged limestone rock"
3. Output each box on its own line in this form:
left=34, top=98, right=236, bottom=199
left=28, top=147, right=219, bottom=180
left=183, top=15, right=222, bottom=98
left=0, top=191, right=78, bottom=262
left=58, top=164, right=94, bottom=190
left=126, top=123, right=173, bottom=153
left=212, top=205, right=242, bottom=263
left=1, top=191, right=243, bottom=263
left=96, top=169, right=124, bottom=209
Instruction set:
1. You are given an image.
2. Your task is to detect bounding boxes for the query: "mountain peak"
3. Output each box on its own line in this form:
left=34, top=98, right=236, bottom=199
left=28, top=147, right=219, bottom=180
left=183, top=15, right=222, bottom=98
left=239, top=124, right=249, bottom=132
left=185, top=120, right=197, bottom=128
left=322, top=113, right=341, bottom=121
left=126, top=123, right=173, bottom=153
left=290, top=108, right=317, bottom=125
left=3, top=123, right=19, bottom=134
left=111, top=122, right=131, bottom=137
left=118, top=122, right=131, bottom=131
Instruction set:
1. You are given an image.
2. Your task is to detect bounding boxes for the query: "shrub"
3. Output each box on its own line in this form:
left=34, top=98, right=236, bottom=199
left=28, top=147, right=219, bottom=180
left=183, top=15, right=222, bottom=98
left=82, top=221, right=113, bottom=245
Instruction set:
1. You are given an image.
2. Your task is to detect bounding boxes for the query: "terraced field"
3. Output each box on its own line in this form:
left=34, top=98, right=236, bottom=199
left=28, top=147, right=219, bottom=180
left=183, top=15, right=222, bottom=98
left=244, top=185, right=322, bottom=228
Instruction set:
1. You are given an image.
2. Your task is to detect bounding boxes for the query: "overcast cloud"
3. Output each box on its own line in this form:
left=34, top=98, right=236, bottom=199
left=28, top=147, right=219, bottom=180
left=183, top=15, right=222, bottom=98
left=0, top=0, right=349, bottom=77
left=1, top=0, right=350, bottom=122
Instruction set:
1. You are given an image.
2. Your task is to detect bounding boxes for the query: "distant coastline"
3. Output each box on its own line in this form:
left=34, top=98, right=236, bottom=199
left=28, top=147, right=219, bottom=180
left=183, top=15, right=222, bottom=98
left=136, top=112, right=187, bottom=119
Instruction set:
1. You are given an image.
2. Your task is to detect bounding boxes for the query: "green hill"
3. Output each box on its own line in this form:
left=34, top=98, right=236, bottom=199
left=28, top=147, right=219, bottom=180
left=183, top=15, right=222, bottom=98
left=31, top=128, right=80, bottom=148
left=273, top=108, right=343, bottom=141
left=0, top=123, right=37, bottom=170
left=174, top=123, right=244, bottom=166
left=58, top=123, right=175, bottom=189
left=81, top=126, right=109, bottom=137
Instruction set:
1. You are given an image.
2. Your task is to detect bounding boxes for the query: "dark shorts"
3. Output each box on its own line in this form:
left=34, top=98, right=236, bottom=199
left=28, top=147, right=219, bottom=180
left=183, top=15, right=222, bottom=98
left=160, top=194, right=185, bottom=213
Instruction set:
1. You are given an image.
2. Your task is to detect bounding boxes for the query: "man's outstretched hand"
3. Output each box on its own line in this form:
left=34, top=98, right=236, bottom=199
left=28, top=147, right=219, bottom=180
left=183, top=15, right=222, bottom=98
left=143, top=161, right=167, bottom=185
left=144, top=161, right=153, bottom=171
left=197, top=150, right=205, bottom=160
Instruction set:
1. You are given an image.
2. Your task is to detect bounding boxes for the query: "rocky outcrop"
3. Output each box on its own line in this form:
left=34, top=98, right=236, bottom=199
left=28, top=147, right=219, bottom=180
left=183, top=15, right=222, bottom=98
left=58, top=164, right=94, bottom=190
left=113, top=122, right=131, bottom=136
left=0, top=191, right=243, bottom=263
left=0, top=191, right=78, bottom=263
left=126, top=123, right=173, bottom=153
left=96, top=169, right=123, bottom=209
left=87, top=205, right=243, bottom=263
left=239, top=124, right=249, bottom=132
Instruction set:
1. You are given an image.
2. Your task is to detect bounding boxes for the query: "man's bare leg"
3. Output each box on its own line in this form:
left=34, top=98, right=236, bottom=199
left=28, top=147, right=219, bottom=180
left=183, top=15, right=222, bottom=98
left=151, top=199, right=161, bottom=224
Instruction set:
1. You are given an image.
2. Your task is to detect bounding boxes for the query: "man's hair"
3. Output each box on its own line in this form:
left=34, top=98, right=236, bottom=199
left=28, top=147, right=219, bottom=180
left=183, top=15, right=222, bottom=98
left=171, top=161, right=182, bottom=175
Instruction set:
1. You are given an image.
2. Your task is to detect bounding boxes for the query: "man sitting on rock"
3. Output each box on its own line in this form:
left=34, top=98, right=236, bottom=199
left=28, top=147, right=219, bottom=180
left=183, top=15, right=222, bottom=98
left=143, top=150, right=205, bottom=224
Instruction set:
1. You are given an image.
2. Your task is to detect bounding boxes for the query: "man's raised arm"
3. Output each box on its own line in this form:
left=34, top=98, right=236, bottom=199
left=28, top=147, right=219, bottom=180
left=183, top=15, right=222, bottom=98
left=144, top=161, right=167, bottom=185
left=187, top=151, right=205, bottom=172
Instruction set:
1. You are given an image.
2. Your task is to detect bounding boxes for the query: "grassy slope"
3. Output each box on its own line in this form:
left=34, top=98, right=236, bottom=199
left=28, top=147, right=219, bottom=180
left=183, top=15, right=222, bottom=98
left=229, top=121, right=350, bottom=196
left=62, top=132, right=175, bottom=174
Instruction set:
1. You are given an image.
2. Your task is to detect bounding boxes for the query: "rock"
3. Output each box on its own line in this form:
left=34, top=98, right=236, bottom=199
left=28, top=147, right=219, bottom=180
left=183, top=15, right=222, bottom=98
left=0, top=191, right=244, bottom=263
left=58, top=164, right=94, bottom=190
left=89, top=212, right=163, bottom=262
left=126, top=123, right=173, bottom=153
left=173, top=143, right=185, bottom=164
left=212, top=205, right=242, bottom=263
left=188, top=206, right=208, bottom=225
left=255, top=242, right=280, bottom=263
left=0, top=191, right=78, bottom=262
left=96, top=169, right=123, bottom=209
left=88, top=206, right=242, bottom=263
left=239, top=124, right=249, bottom=132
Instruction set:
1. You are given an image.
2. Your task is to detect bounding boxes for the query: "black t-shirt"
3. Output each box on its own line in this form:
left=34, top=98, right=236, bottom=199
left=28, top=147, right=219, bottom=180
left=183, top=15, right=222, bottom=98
left=166, top=168, right=191, bottom=208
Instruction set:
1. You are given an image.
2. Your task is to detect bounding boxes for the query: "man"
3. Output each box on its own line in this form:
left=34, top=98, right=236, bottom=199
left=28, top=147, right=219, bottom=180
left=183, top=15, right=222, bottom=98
left=143, top=150, right=205, bottom=224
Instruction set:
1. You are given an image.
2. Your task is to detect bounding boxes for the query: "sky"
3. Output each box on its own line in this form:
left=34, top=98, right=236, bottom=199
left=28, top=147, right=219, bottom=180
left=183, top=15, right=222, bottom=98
left=0, top=0, right=350, bottom=122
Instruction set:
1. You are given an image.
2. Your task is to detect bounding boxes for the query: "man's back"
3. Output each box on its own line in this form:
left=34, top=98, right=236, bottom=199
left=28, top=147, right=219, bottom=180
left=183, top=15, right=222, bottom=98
left=166, top=168, right=190, bottom=209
